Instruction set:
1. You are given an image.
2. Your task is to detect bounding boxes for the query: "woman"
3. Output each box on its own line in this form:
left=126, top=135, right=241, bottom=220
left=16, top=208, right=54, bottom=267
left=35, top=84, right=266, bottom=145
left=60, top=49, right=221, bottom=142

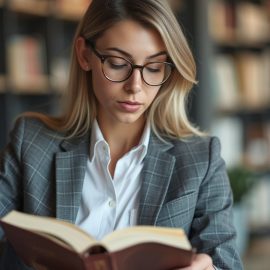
left=0, top=0, right=242, bottom=269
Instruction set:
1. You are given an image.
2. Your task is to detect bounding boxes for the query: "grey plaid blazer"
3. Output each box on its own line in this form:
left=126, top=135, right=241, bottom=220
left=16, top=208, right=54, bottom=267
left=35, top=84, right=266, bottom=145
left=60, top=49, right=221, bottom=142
left=0, top=117, right=242, bottom=269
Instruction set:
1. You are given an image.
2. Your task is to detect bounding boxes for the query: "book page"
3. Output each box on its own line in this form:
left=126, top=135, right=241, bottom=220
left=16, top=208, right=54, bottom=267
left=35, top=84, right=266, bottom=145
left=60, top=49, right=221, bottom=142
left=101, top=226, right=192, bottom=252
left=1, top=211, right=97, bottom=253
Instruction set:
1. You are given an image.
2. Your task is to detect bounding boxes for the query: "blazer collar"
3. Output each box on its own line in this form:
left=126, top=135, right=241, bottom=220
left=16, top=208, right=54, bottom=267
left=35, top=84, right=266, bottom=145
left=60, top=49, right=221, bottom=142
left=55, top=134, right=90, bottom=223
left=138, top=133, right=176, bottom=225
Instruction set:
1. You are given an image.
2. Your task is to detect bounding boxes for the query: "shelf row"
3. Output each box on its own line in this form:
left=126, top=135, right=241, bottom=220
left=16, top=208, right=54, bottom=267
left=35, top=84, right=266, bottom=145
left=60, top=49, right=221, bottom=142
left=211, top=116, right=270, bottom=172
left=1, top=36, right=270, bottom=114
left=0, top=32, right=70, bottom=94
left=211, top=48, right=270, bottom=112
left=0, top=0, right=91, bottom=21
left=208, top=0, right=270, bottom=46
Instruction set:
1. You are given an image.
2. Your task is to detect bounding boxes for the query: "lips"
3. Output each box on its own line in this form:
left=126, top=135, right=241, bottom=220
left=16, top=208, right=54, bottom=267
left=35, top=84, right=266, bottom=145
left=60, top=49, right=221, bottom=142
left=121, top=100, right=141, bottom=105
left=118, top=101, right=142, bottom=112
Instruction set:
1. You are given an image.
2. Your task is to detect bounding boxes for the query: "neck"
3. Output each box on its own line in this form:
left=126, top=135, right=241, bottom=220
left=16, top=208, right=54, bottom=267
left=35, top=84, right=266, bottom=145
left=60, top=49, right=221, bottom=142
left=98, top=118, right=146, bottom=151
left=97, top=116, right=146, bottom=177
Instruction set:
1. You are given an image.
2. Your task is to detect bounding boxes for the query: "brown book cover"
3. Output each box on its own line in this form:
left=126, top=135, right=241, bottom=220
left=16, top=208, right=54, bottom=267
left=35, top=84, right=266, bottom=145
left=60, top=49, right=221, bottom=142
left=0, top=211, right=195, bottom=270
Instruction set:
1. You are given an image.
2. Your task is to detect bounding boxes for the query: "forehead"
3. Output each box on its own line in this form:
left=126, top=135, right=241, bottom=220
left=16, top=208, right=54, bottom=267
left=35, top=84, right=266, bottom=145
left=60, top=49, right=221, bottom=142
left=95, top=19, right=166, bottom=55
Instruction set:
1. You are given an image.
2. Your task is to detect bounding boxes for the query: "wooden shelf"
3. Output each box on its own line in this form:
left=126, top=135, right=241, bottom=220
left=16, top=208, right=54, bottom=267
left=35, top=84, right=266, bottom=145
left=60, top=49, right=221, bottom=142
left=0, top=0, right=86, bottom=149
left=7, top=75, right=50, bottom=95
left=214, top=40, right=270, bottom=52
left=52, top=0, right=90, bottom=21
left=217, top=104, right=270, bottom=116
left=53, top=12, right=83, bottom=22
left=8, top=0, right=50, bottom=17
left=242, top=164, right=270, bottom=175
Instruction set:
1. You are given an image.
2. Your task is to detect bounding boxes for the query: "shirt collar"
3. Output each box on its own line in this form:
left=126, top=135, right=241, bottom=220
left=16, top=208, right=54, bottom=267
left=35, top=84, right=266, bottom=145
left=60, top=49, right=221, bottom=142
left=89, top=119, right=106, bottom=161
left=136, top=120, right=150, bottom=161
left=89, top=119, right=150, bottom=162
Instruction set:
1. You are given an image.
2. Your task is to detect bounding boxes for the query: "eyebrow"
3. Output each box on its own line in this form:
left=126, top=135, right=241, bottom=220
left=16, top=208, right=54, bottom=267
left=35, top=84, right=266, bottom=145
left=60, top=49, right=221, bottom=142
left=105, top=47, right=168, bottom=60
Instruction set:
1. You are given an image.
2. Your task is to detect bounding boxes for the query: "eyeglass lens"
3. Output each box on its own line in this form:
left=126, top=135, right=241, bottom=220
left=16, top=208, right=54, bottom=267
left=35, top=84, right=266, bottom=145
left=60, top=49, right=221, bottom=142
left=103, top=56, right=172, bottom=86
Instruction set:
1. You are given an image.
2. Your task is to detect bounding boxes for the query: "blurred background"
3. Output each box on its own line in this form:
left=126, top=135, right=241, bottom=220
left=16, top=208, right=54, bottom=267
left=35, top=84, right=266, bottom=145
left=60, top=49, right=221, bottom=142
left=0, top=0, right=270, bottom=268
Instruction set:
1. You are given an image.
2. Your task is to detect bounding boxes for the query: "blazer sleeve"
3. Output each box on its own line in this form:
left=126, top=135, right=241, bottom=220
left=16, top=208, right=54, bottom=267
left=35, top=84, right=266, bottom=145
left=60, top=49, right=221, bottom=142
left=189, top=137, right=243, bottom=270
left=0, top=118, right=25, bottom=231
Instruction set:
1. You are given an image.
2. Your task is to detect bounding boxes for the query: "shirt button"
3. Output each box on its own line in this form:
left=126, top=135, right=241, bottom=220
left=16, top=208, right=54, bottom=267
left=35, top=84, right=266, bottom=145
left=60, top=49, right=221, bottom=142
left=108, top=200, right=116, bottom=208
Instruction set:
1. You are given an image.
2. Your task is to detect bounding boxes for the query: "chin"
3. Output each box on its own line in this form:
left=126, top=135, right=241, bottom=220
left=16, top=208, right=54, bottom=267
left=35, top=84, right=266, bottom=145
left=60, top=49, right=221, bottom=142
left=115, top=114, right=144, bottom=125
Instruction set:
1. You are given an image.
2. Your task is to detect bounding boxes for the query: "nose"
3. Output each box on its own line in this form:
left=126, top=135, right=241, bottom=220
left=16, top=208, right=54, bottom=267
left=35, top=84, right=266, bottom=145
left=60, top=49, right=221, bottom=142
left=124, top=68, right=143, bottom=93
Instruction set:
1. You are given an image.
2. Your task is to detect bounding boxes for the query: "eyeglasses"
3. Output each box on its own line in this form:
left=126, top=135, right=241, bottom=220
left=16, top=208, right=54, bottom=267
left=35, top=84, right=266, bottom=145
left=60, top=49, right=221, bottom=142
left=85, top=39, right=174, bottom=86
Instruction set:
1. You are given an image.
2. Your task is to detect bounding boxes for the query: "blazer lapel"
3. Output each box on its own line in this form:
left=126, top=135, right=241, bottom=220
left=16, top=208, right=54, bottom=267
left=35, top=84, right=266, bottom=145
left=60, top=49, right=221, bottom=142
left=55, top=135, right=89, bottom=223
left=138, top=134, right=175, bottom=225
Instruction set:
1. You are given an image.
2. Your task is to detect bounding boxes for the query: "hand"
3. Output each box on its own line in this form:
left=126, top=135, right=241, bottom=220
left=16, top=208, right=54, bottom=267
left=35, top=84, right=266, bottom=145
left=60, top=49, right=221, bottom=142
left=174, top=253, right=214, bottom=270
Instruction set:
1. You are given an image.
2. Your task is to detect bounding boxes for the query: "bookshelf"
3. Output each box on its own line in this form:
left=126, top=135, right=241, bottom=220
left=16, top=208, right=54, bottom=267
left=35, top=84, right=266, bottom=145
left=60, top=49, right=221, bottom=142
left=0, top=0, right=91, bottom=149
left=0, top=5, right=5, bottom=93
left=206, top=0, right=270, bottom=173
left=205, top=0, right=270, bottom=238
left=2, top=0, right=269, bottom=172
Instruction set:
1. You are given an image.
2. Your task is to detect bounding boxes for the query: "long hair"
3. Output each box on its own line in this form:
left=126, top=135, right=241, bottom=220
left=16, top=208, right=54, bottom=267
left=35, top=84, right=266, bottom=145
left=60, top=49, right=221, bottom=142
left=26, top=0, right=203, bottom=139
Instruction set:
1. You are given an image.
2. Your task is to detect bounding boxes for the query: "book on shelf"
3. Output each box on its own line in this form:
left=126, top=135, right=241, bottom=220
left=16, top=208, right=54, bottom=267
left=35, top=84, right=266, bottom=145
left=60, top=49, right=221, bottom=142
left=208, top=0, right=235, bottom=43
left=262, top=50, right=270, bottom=105
left=0, top=75, right=6, bottom=92
left=54, top=0, right=91, bottom=21
left=0, top=211, right=195, bottom=270
left=213, top=50, right=270, bottom=110
left=236, top=52, right=269, bottom=108
left=211, top=117, right=243, bottom=168
left=236, top=2, right=269, bottom=44
left=8, top=0, right=50, bottom=16
left=248, top=177, right=270, bottom=229
left=244, top=122, right=270, bottom=170
left=212, top=54, right=239, bottom=110
left=6, top=35, right=49, bottom=93
left=50, top=57, right=70, bottom=93
left=208, top=1, right=270, bottom=45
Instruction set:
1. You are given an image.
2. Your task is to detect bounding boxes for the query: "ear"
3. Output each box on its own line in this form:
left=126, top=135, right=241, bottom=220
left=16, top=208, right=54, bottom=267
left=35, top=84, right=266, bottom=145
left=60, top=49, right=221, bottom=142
left=75, top=36, right=92, bottom=71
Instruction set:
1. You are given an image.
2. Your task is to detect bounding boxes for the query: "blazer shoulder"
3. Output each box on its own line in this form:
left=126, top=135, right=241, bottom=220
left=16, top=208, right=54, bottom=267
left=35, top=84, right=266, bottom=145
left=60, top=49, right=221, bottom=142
left=12, top=116, right=61, bottom=140
left=9, top=116, right=64, bottom=154
left=165, top=136, right=225, bottom=187
left=169, top=135, right=221, bottom=155
left=11, top=116, right=90, bottom=154
left=166, top=135, right=223, bottom=175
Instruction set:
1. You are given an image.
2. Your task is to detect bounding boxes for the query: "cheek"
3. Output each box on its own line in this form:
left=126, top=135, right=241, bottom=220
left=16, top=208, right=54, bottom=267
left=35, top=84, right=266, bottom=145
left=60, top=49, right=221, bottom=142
left=91, top=69, right=109, bottom=99
left=91, top=67, right=104, bottom=91
left=147, top=87, right=160, bottom=105
left=91, top=70, right=118, bottom=109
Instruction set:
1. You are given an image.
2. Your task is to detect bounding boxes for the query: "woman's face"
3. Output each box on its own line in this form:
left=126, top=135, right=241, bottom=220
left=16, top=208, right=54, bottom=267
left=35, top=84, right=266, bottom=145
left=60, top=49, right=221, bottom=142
left=89, top=19, right=167, bottom=127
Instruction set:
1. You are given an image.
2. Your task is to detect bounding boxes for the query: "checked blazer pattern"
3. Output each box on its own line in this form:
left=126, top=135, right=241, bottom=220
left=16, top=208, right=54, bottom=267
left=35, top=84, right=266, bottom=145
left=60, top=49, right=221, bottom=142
left=0, top=117, right=243, bottom=269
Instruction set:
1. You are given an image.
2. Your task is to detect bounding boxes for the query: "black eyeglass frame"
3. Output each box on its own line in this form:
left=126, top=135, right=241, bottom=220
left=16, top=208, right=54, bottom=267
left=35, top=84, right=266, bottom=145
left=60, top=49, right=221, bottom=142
left=84, top=38, right=175, bottom=86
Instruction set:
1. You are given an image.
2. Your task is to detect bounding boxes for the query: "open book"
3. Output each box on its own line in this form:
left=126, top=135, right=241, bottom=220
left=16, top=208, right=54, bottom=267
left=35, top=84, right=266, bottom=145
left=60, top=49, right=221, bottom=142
left=0, top=211, right=195, bottom=270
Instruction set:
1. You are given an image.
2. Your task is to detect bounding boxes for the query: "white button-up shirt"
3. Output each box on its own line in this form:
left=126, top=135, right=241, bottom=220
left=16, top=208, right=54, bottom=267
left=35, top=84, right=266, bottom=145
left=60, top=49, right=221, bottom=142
left=75, top=120, right=150, bottom=240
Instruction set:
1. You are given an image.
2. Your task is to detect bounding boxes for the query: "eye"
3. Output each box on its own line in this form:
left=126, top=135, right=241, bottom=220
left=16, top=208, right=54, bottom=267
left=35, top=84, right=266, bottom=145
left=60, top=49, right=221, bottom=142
left=146, top=67, right=161, bottom=73
left=106, top=57, right=129, bottom=70
left=145, top=63, right=164, bottom=73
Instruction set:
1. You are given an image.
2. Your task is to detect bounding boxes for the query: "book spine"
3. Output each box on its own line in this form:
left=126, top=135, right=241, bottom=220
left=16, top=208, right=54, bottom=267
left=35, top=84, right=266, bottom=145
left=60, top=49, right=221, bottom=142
left=83, top=253, right=113, bottom=270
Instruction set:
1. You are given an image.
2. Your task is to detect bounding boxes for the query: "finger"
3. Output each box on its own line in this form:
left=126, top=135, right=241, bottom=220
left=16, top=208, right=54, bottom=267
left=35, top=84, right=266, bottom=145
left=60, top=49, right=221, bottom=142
left=172, top=253, right=213, bottom=270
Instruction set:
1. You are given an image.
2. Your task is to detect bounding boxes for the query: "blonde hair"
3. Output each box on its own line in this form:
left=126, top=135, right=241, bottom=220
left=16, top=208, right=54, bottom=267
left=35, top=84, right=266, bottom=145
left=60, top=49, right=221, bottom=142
left=26, top=0, right=203, bottom=139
